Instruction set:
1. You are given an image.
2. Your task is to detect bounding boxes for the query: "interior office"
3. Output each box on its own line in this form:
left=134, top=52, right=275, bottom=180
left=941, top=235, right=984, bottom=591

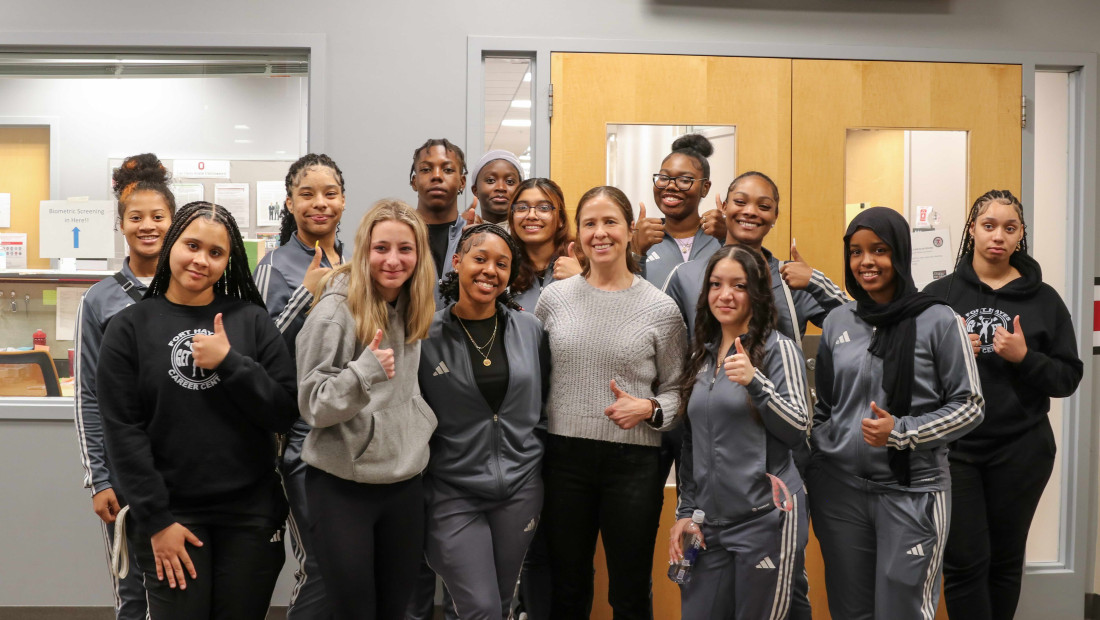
left=1, top=0, right=1098, bottom=618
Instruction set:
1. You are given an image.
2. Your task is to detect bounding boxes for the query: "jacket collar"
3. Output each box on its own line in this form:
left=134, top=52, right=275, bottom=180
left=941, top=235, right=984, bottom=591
left=288, top=231, right=344, bottom=266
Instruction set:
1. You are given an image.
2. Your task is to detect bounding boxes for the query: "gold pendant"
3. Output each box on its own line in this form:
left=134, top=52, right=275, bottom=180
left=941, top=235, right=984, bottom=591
left=483, top=359, right=492, bottom=367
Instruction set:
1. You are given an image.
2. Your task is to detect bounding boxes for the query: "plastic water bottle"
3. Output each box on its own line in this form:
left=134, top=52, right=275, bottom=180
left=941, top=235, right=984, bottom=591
left=33, top=328, right=47, bottom=348
left=667, top=509, right=705, bottom=584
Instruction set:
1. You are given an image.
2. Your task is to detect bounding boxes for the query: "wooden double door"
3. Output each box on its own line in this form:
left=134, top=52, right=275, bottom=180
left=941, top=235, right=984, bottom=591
left=549, top=53, right=1022, bottom=619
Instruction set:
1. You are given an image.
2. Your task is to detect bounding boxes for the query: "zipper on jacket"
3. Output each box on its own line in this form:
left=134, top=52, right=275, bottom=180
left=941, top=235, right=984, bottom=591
left=857, top=325, right=876, bottom=478
left=492, top=413, right=505, bottom=497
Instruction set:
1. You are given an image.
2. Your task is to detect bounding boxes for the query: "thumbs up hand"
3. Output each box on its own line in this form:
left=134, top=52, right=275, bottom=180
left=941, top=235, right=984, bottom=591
left=993, top=315, right=1027, bottom=363
left=603, top=379, right=652, bottom=430
left=461, top=197, right=482, bottom=231
left=778, top=239, right=813, bottom=290
left=192, top=313, right=231, bottom=370
left=861, top=401, right=895, bottom=447
left=553, top=241, right=582, bottom=280
left=700, top=208, right=727, bottom=242
left=367, top=329, right=395, bottom=379
left=631, top=202, right=665, bottom=256
left=723, top=337, right=755, bottom=386
left=302, top=243, right=333, bottom=297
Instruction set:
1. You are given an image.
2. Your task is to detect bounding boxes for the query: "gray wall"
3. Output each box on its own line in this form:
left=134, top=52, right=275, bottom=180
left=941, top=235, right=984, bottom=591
left=2, top=0, right=1099, bottom=607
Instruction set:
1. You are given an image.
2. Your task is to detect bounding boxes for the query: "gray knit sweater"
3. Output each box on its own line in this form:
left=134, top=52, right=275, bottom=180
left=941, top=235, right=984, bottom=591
left=534, top=275, right=686, bottom=447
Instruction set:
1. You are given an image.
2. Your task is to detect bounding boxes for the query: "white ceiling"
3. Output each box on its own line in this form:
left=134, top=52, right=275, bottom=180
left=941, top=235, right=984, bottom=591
left=484, top=57, right=532, bottom=172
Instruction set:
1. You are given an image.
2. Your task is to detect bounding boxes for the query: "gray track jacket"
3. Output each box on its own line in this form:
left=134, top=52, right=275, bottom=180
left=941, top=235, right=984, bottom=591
left=74, top=258, right=147, bottom=496
left=418, top=305, right=550, bottom=500
left=296, top=276, right=437, bottom=483
left=641, top=227, right=720, bottom=291
left=811, top=302, right=985, bottom=491
left=676, top=332, right=810, bottom=526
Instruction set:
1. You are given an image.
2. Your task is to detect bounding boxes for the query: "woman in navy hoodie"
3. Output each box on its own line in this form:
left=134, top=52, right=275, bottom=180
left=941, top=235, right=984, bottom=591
left=418, top=223, right=549, bottom=619
left=924, top=190, right=1082, bottom=620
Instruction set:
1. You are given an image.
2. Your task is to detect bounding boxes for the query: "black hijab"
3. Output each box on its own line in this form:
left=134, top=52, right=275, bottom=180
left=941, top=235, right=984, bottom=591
left=844, top=207, right=944, bottom=486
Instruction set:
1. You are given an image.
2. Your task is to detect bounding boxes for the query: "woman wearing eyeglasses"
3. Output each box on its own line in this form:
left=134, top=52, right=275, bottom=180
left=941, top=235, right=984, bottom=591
left=634, top=134, right=726, bottom=290
left=508, top=178, right=580, bottom=312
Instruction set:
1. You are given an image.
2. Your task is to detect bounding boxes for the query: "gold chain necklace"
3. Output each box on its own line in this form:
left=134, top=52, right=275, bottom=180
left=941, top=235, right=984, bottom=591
left=457, top=315, right=498, bottom=367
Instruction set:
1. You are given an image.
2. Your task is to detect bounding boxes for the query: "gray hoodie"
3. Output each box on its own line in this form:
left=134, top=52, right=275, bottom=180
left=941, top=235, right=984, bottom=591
left=296, top=274, right=437, bottom=483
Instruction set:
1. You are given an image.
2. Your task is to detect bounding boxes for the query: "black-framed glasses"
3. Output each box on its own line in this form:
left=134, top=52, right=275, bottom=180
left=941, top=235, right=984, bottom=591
left=513, top=202, right=555, bottom=214
left=653, top=174, right=707, bottom=191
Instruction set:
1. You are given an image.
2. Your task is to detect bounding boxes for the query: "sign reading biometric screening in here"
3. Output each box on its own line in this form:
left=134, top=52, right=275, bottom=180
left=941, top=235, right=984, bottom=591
left=39, top=200, right=115, bottom=259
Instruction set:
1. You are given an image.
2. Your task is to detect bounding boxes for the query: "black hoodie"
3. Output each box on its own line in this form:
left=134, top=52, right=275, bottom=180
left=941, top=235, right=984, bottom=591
left=923, top=252, right=1082, bottom=454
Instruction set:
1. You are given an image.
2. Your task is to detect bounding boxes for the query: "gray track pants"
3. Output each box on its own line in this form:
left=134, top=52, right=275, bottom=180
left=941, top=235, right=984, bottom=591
left=680, top=489, right=808, bottom=620
left=425, top=474, right=543, bottom=620
left=807, top=466, right=949, bottom=620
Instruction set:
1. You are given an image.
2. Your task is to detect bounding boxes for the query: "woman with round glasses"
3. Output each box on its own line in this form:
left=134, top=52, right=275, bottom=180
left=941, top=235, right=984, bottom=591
left=508, top=178, right=580, bottom=312
left=634, top=134, right=726, bottom=290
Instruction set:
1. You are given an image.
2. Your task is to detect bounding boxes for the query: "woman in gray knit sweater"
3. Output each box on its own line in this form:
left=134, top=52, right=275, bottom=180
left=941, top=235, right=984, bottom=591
left=534, top=186, right=686, bottom=619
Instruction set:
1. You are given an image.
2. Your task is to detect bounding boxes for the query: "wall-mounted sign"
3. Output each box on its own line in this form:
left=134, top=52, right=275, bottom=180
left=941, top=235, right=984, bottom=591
left=174, top=159, right=231, bottom=179
left=39, top=200, right=115, bottom=259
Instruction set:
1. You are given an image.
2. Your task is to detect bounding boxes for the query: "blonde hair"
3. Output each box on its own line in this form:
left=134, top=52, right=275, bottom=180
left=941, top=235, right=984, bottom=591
left=313, top=199, right=435, bottom=343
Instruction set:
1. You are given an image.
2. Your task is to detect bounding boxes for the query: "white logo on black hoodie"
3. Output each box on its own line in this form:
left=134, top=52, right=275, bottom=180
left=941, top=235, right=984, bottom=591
left=168, top=329, right=221, bottom=390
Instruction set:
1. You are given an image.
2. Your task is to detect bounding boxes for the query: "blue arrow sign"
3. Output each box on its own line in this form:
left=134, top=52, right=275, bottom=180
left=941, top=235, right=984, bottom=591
left=72, top=227, right=80, bottom=248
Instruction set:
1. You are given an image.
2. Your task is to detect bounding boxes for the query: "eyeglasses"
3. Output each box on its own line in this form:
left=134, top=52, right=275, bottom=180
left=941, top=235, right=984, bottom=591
left=653, top=174, right=707, bottom=191
left=513, top=202, right=555, bottom=214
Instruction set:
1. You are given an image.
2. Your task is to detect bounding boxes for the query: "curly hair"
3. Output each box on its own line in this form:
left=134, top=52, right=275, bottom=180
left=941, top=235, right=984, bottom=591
left=677, top=244, right=777, bottom=418
left=439, top=223, right=523, bottom=311
left=112, top=153, right=176, bottom=220
left=279, top=153, right=346, bottom=246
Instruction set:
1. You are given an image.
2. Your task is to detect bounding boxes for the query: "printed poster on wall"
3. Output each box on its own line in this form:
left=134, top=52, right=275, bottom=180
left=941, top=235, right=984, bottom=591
left=214, top=183, right=250, bottom=228
left=911, top=227, right=954, bottom=291
left=255, top=181, right=285, bottom=227
left=174, top=160, right=231, bottom=179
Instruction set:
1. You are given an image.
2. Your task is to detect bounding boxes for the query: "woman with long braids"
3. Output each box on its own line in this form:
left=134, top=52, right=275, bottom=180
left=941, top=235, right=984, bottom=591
left=670, top=244, right=810, bottom=619
left=809, top=206, right=984, bottom=620
left=418, top=223, right=548, bottom=619
left=97, top=202, right=298, bottom=619
left=508, top=177, right=580, bottom=312
left=296, top=199, right=438, bottom=619
left=253, top=153, right=346, bottom=618
left=74, top=153, right=176, bottom=620
left=535, top=186, right=686, bottom=618
left=924, top=190, right=1082, bottom=620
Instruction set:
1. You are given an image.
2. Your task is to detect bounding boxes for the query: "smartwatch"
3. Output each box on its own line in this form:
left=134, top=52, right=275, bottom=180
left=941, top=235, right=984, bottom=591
left=646, top=397, right=664, bottom=428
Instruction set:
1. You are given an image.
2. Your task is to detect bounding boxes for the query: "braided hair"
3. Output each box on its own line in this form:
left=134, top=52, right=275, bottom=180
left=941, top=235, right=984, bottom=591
left=409, top=138, right=468, bottom=179
left=677, top=244, right=777, bottom=419
left=112, top=153, right=176, bottom=220
left=279, top=153, right=346, bottom=245
left=439, top=223, right=524, bottom=311
left=145, top=201, right=266, bottom=307
left=954, top=189, right=1028, bottom=268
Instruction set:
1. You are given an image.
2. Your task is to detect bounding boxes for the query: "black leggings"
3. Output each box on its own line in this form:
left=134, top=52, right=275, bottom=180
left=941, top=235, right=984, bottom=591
left=305, top=466, right=425, bottom=620
left=132, top=523, right=285, bottom=620
left=943, top=421, right=1056, bottom=620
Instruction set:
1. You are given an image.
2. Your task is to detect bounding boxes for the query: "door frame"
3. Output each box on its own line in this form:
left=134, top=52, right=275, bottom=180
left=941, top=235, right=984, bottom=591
left=466, top=36, right=1098, bottom=613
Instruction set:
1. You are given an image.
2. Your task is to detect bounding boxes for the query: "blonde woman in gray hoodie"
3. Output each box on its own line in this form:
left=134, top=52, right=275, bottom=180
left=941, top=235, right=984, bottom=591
left=296, top=199, right=438, bottom=620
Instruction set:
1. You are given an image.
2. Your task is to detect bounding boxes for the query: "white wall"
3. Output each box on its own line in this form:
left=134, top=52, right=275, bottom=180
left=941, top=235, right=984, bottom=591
left=2, top=0, right=1099, bottom=608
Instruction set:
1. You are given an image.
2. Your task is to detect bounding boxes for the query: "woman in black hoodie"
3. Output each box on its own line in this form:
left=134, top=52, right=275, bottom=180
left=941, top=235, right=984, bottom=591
left=924, top=189, right=1083, bottom=620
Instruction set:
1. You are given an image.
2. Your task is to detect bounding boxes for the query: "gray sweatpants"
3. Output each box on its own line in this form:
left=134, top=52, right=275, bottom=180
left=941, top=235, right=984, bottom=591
left=425, top=474, right=543, bottom=620
left=680, top=489, right=808, bottom=620
left=807, top=466, right=949, bottom=620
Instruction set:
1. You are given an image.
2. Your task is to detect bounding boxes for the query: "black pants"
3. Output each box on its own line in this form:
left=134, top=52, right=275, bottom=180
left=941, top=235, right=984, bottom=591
left=280, top=420, right=333, bottom=619
left=943, top=420, right=1056, bottom=620
left=132, top=523, right=285, bottom=620
left=306, top=466, right=425, bottom=620
left=542, top=435, right=663, bottom=620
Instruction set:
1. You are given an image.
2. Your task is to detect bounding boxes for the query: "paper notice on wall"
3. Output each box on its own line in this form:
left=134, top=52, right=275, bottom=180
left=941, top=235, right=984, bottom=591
left=0, top=232, right=28, bottom=269
left=170, top=183, right=205, bottom=205
left=255, top=181, right=284, bottom=227
left=39, top=200, right=115, bottom=259
left=911, top=227, right=954, bottom=291
left=0, top=193, right=10, bottom=227
left=174, top=160, right=231, bottom=179
left=214, top=183, right=250, bottom=228
left=56, top=286, right=87, bottom=341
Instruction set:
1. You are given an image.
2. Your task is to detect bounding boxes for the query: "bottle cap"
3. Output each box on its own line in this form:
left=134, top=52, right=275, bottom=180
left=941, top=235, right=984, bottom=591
left=692, top=509, right=705, bottom=524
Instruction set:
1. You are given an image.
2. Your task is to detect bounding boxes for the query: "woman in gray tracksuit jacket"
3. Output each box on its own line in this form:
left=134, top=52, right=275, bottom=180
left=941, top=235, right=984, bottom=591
left=418, top=223, right=549, bottom=620
left=671, top=244, right=810, bottom=620
left=808, top=207, right=984, bottom=620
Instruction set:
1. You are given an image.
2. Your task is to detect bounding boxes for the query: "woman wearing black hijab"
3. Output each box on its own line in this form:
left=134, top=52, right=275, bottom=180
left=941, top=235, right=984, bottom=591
left=807, top=206, right=985, bottom=620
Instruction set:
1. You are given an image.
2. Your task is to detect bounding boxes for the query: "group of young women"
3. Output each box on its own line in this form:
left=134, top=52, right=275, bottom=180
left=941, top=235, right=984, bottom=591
left=73, top=135, right=1081, bottom=620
